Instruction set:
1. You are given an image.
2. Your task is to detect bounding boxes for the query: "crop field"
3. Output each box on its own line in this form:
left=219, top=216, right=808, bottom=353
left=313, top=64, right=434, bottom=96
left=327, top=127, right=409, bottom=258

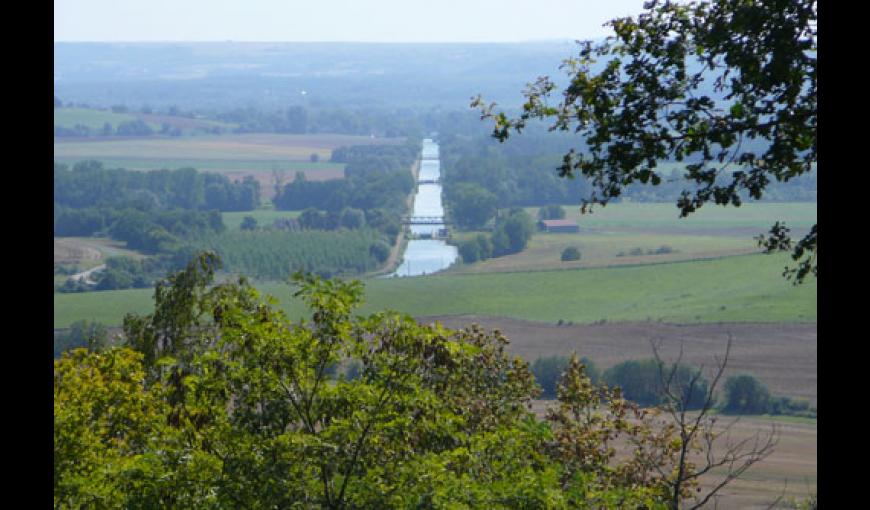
left=54, top=252, right=816, bottom=328
left=222, top=210, right=303, bottom=230
left=55, top=107, right=236, bottom=131
left=53, top=133, right=401, bottom=161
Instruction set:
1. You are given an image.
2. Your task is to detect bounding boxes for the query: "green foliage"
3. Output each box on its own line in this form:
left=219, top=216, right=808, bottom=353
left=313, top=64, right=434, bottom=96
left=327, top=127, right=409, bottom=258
left=458, top=234, right=494, bottom=264
left=603, top=359, right=709, bottom=410
left=55, top=252, right=743, bottom=508
left=532, top=355, right=598, bottom=399
left=492, top=208, right=535, bottom=256
left=446, top=182, right=498, bottom=230
left=239, top=215, right=258, bottom=231
left=55, top=161, right=259, bottom=212
left=192, top=228, right=386, bottom=280
left=722, top=374, right=771, bottom=415
left=476, top=0, right=817, bottom=282
left=54, top=320, right=109, bottom=357
left=538, top=204, right=566, bottom=220
left=561, top=246, right=581, bottom=261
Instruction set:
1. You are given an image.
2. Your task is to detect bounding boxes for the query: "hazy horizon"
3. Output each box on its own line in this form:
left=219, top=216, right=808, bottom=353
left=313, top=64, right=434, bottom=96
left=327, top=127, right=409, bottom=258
left=55, top=0, right=648, bottom=43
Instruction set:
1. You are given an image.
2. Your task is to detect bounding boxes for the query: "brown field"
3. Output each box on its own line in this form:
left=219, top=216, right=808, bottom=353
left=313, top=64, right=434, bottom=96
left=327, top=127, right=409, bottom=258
left=54, top=133, right=402, bottom=160
left=54, top=237, right=147, bottom=268
left=529, top=400, right=816, bottom=509
left=420, top=317, right=817, bottom=405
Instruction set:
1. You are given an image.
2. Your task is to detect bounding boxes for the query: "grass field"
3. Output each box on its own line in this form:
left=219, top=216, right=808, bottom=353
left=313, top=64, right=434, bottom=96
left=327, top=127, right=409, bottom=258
left=222, top=210, right=303, bottom=230
left=54, top=108, right=146, bottom=130
left=448, top=202, right=817, bottom=274
left=54, top=107, right=237, bottom=131
left=54, top=252, right=816, bottom=328
left=524, top=202, right=817, bottom=232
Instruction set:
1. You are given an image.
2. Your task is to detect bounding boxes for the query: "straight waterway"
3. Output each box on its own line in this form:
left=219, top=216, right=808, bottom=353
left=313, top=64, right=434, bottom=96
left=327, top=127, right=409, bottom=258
left=389, top=139, right=457, bottom=277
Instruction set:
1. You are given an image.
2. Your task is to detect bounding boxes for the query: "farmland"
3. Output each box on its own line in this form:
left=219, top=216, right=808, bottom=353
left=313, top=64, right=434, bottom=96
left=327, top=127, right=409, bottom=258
left=54, top=133, right=402, bottom=197
left=54, top=107, right=147, bottom=129
left=53, top=133, right=400, bottom=161
left=54, top=251, right=816, bottom=328
left=448, top=202, right=816, bottom=274
left=221, top=209, right=302, bottom=230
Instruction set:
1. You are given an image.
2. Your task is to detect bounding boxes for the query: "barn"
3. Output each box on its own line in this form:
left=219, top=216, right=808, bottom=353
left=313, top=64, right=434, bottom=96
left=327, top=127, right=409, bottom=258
left=539, top=219, right=580, bottom=233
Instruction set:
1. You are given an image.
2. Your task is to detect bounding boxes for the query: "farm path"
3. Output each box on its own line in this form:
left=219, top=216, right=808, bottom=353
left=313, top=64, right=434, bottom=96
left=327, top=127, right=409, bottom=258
left=69, top=264, right=106, bottom=284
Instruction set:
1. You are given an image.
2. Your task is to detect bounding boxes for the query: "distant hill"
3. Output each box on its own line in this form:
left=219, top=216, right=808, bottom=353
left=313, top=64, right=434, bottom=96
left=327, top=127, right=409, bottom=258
left=54, top=41, right=582, bottom=110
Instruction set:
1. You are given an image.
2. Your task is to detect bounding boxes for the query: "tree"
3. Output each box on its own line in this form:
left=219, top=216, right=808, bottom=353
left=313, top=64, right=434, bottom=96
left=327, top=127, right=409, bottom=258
left=722, top=373, right=771, bottom=414
left=446, top=182, right=498, bottom=230
left=538, top=204, right=566, bottom=221
left=649, top=337, right=778, bottom=509
left=531, top=354, right=598, bottom=398
left=492, top=208, right=535, bottom=256
left=54, top=320, right=109, bottom=357
left=475, top=0, right=816, bottom=283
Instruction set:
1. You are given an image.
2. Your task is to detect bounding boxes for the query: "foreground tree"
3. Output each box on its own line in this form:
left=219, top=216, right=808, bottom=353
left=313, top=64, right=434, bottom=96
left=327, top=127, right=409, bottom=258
left=55, top=253, right=777, bottom=508
left=474, top=0, right=816, bottom=282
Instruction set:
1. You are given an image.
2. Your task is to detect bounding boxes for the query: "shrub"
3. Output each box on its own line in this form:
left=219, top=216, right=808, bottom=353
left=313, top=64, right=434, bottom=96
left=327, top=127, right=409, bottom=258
left=531, top=355, right=598, bottom=399
left=722, top=374, right=770, bottom=414
left=604, top=359, right=709, bottom=409
left=240, top=216, right=258, bottom=231
left=537, top=204, right=566, bottom=221
left=561, top=246, right=581, bottom=261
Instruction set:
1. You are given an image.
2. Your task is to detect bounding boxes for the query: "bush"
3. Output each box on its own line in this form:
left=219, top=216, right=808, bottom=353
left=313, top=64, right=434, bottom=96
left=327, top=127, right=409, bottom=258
left=240, top=216, right=258, bottom=231
left=369, top=241, right=391, bottom=264
left=458, top=239, right=481, bottom=263
left=561, top=246, right=581, bottom=261
left=531, top=355, right=598, bottom=399
left=721, top=374, right=770, bottom=414
left=604, top=359, right=709, bottom=409
left=538, top=204, right=566, bottom=221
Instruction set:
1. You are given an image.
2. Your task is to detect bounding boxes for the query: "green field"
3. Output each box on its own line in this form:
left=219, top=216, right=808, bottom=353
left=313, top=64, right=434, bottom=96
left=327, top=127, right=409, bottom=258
left=449, top=202, right=816, bottom=274
left=222, top=210, right=303, bottom=230
left=54, top=252, right=816, bottom=328
left=524, top=202, right=817, bottom=232
left=54, top=108, right=147, bottom=129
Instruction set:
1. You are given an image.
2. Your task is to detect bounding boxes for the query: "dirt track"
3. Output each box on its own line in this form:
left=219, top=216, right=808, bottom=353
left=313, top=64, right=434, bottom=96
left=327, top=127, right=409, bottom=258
left=418, top=316, right=817, bottom=405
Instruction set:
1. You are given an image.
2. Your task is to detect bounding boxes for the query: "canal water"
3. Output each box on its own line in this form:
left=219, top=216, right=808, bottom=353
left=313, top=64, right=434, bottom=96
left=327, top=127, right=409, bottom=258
left=390, top=139, right=458, bottom=277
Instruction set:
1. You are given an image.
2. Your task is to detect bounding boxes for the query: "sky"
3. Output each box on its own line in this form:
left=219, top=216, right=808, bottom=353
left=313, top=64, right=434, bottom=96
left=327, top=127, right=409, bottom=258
left=55, top=0, right=649, bottom=43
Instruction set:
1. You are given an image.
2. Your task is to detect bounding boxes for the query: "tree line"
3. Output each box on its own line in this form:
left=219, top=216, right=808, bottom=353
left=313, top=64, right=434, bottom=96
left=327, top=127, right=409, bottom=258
left=55, top=161, right=260, bottom=212
left=273, top=142, right=418, bottom=241
left=530, top=355, right=815, bottom=419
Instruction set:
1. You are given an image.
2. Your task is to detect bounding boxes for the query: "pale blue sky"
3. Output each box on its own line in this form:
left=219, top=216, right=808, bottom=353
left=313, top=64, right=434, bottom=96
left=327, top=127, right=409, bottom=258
left=55, top=0, right=649, bottom=42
